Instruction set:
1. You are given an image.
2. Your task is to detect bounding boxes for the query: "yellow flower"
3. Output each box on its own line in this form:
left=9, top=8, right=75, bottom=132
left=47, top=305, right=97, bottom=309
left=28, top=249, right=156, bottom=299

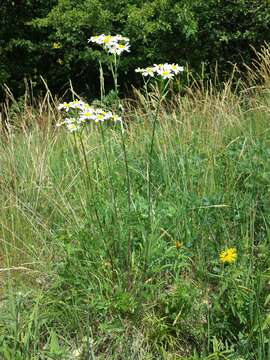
left=57, top=58, right=64, bottom=65
left=52, top=42, right=62, bottom=49
left=219, top=247, right=237, bottom=264
left=175, top=241, right=183, bottom=250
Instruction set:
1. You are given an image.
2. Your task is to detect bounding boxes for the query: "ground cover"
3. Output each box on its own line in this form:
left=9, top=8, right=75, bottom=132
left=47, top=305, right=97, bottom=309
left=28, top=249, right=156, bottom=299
left=0, top=46, right=269, bottom=360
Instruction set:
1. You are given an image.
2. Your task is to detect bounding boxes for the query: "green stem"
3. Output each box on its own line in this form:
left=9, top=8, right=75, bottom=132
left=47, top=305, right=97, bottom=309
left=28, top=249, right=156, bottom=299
left=77, top=133, right=115, bottom=267
left=120, top=124, right=132, bottom=274
left=78, top=133, right=103, bottom=231
left=148, top=79, right=170, bottom=222
left=99, top=60, right=105, bottom=101
left=144, top=79, right=170, bottom=273
left=113, top=54, right=118, bottom=95
left=108, top=54, right=119, bottom=96
left=100, top=125, right=119, bottom=227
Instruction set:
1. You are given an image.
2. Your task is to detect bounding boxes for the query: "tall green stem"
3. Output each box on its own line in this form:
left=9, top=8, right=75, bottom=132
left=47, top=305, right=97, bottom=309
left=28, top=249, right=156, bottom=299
left=148, top=80, right=170, bottom=223
left=120, top=124, right=132, bottom=275
left=113, top=54, right=118, bottom=95
left=109, top=54, right=119, bottom=96
left=99, top=60, right=105, bottom=100
left=100, top=126, right=119, bottom=223
left=144, top=79, right=170, bottom=273
left=77, top=133, right=115, bottom=267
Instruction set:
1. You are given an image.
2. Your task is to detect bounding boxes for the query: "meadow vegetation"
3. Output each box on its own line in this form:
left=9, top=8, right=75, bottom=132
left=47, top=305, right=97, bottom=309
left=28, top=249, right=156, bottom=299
left=0, top=43, right=270, bottom=359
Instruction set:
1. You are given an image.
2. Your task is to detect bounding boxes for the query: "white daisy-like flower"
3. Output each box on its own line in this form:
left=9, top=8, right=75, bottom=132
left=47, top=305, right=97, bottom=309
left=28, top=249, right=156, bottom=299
left=108, top=43, right=130, bottom=55
left=89, top=34, right=107, bottom=45
left=69, top=100, right=86, bottom=109
left=135, top=67, right=155, bottom=77
left=102, top=35, right=115, bottom=46
left=152, top=63, right=163, bottom=72
left=135, top=63, right=184, bottom=79
left=95, top=113, right=106, bottom=122
left=103, top=111, right=113, bottom=120
left=89, top=34, right=130, bottom=56
left=79, top=109, right=96, bottom=121
left=114, top=34, right=129, bottom=42
left=156, top=68, right=174, bottom=79
left=64, top=118, right=82, bottom=132
left=142, top=67, right=155, bottom=77
left=57, top=99, right=123, bottom=130
left=170, top=63, right=184, bottom=74
left=57, top=102, right=72, bottom=111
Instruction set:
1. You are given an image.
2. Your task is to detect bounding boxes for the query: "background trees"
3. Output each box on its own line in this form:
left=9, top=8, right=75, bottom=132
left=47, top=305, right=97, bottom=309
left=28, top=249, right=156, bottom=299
left=1, top=0, right=270, bottom=98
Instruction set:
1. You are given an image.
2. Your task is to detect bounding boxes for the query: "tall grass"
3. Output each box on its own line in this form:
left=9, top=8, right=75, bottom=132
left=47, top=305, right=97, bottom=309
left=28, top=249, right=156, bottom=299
left=0, top=47, right=270, bottom=359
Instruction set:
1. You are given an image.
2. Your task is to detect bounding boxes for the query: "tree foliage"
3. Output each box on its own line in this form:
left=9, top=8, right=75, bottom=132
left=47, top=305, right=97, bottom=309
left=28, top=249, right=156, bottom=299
left=1, top=0, right=270, bottom=98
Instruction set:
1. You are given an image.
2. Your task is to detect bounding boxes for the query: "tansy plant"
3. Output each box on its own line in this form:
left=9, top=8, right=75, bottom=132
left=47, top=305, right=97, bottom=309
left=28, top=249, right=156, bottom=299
left=56, top=98, right=123, bottom=267
left=135, top=63, right=184, bottom=257
left=56, top=39, right=184, bottom=275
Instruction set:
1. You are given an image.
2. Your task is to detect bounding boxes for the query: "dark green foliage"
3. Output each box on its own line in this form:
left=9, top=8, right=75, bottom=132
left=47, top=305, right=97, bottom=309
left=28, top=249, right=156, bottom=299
left=1, top=0, right=270, bottom=98
left=0, top=0, right=58, bottom=96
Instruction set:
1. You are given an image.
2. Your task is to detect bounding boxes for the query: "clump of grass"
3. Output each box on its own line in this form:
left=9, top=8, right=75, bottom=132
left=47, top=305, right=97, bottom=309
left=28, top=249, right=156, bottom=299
left=0, top=46, right=270, bottom=359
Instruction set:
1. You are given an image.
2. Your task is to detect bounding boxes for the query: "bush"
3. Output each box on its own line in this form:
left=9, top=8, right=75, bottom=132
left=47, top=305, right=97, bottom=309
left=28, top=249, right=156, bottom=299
left=1, top=0, right=270, bottom=98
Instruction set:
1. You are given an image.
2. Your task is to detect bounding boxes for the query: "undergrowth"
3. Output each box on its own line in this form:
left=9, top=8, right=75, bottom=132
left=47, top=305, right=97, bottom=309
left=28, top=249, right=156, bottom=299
left=0, top=47, right=270, bottom=359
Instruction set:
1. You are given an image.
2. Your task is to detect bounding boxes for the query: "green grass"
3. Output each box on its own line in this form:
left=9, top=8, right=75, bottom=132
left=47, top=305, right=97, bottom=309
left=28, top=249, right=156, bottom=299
left=0, top=70, right=270, bottom=359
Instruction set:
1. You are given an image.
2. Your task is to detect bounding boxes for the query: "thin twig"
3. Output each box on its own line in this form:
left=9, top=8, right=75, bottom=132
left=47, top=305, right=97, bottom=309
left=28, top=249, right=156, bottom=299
left=0, top=266, right=39, bottom=273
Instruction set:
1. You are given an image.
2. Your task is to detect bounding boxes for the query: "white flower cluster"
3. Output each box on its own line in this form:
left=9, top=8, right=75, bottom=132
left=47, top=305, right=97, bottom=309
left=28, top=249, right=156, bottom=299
left=89, top=34, right=130, bottom=55
left=135, top=63, right=184, bottom=79
left=57, top=100, right=122, bottom=132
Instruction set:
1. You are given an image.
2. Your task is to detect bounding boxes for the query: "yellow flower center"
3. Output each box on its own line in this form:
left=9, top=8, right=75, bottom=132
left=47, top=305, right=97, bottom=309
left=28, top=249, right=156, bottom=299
left=103, top=36, right=113, bottom=44
left=162, top=70, right=170, bottom=76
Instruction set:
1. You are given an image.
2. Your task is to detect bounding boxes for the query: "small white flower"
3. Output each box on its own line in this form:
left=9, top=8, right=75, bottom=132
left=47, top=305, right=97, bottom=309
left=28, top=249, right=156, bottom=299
left=57, top=102, right=72, bottom=111
left=170, top=64, right=184, bottom=74
left=152, top=63, right=163, bottom=72
left=135, top=67, right=154, bottom=77
left=95, top=113, right=106, bottom=122
left=64, top=118, right=81, bottom=132
left=135, top=63, right=184, bottom=79
left=89, top=34, right=107, bottom=45
left=57, top=100, right=123, bottom=131
left=103, top=111, right=113, bottom=120
left=80, top=109, right=96, bottom=120
left=89, top=34, right=130, bottom=55
left=69, top=100, right=86, bottom=109
left=143, top=67, right=155, bottom=77
left=156, top=68, right=174, bottom=79
left=115, top=34, right=129, bottom=42
left=108, top=43, right=130, bottom=55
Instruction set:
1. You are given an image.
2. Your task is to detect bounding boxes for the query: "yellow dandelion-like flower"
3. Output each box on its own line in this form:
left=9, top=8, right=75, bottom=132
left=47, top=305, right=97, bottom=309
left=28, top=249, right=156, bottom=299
left=175, top=241, right=183, bottom=250
left=219, top=247, right=237, bottom=264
